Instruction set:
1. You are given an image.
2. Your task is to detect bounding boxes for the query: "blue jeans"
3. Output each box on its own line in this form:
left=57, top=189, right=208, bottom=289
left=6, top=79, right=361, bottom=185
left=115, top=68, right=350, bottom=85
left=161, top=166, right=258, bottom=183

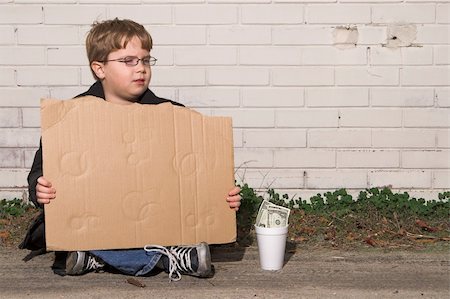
left=90, top=249, right=162, bottom=276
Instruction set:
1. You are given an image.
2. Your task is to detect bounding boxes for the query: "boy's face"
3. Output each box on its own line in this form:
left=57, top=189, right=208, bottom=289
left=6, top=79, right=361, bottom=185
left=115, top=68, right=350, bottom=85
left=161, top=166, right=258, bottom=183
left=91, top=36, right=151, bottom=105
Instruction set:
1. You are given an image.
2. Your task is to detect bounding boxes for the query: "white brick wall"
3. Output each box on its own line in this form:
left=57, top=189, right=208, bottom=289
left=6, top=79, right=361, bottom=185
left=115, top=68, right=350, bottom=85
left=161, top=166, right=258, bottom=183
left=1, top=1, right=449, bottom=201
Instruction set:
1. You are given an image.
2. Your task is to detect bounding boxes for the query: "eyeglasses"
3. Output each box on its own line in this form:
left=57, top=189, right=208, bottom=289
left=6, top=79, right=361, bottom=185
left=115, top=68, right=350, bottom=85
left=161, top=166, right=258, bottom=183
left=102, top=56, right=157, bottom=66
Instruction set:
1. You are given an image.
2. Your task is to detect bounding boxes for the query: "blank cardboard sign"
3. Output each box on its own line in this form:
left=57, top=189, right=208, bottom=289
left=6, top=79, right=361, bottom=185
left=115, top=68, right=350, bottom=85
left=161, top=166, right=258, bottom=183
left=41, top=96, right=236, bottom=251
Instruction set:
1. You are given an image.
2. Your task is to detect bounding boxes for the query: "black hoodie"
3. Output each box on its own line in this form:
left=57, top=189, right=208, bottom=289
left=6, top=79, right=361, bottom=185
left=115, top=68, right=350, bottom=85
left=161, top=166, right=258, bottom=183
left=27, top=81, right=183, bottom=207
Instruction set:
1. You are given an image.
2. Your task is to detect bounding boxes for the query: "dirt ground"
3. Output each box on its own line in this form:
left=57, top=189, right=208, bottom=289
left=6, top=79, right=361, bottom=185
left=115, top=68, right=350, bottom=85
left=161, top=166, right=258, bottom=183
left=1, top=245, right=449, bottom=299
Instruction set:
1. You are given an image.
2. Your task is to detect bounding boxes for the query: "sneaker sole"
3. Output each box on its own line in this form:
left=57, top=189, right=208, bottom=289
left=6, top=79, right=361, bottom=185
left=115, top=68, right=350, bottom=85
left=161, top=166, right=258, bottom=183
left=196, top=242, right=214, bottom=278
left=65, top=251, right=86, bottom=275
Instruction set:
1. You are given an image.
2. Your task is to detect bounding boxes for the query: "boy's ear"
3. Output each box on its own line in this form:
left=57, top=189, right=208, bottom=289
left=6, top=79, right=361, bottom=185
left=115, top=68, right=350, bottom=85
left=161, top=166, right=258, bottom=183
left=91, top=61, right=105, bottom=80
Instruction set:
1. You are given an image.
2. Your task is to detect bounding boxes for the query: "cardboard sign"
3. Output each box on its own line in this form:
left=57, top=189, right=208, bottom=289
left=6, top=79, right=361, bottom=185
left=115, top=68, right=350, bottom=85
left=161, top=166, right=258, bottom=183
left=41, top=96, right=236, bottom=251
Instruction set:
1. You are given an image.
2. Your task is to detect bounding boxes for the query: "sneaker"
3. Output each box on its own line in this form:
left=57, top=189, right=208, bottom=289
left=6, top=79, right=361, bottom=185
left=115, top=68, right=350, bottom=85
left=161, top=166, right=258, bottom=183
left=65, top=251, right=105, bottom=276
left=144, top=242, right=214, bottom=281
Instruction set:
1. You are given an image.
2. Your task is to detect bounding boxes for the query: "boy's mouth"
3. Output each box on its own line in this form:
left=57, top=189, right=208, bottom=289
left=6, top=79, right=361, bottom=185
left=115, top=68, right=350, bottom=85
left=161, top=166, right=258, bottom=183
left=134, top=79, right=146, bottom=84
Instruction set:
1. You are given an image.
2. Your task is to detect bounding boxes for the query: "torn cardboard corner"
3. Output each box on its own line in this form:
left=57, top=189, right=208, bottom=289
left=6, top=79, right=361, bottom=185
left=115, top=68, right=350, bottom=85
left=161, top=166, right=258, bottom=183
left=41, top=96, right=236, bottom=251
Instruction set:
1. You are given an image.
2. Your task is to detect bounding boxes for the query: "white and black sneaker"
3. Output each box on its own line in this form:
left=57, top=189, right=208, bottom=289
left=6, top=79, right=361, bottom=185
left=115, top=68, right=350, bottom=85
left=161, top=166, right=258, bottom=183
left=144, top=242, right=214, bottom=281
left=65, top=251, right=105, bottom=275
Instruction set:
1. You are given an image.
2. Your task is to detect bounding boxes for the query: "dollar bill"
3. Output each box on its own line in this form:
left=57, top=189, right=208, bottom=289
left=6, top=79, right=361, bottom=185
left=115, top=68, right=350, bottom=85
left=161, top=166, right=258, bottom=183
left=267, top=205, right=290, bottom=228
left=255, top=200, right=271, bottom=227
left=256, top=200, right=290, bottom=228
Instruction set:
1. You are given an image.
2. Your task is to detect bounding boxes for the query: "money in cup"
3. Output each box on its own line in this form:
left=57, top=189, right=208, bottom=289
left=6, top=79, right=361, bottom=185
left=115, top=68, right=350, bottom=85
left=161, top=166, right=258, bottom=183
left=255, top=200, right=290, bottom=270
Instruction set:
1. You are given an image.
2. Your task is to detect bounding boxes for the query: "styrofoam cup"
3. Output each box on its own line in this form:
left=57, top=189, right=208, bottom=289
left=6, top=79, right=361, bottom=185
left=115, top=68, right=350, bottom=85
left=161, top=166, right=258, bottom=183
left=255, top=225, right=288, bottom=271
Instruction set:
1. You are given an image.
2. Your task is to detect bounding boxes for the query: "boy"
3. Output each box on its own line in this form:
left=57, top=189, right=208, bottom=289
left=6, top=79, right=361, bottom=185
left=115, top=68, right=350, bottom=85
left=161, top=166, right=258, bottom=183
left=26, top=18, right=241, bottom=281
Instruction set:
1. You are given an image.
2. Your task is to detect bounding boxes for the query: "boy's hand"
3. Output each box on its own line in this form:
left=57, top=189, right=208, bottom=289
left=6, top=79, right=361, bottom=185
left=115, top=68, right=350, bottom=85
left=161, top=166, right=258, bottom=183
left=36, top=176, right=56, bottom=205
left=226, top=186, right=241, bottom=211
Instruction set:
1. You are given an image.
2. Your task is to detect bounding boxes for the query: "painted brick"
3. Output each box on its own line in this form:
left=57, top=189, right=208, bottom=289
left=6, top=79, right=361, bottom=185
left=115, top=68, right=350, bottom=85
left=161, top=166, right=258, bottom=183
left=79, top=0, right=139, bottom=3
left=358, top=26, right=387, bottom=45
left=44, top=6, right=106, bottom=25
left=302, top=47, right=367, bottom=65
left=404, top=109, right=450, bottom=128
left=142, top=0, right=203, bottom=2
left=243, top=129, right=307, bottom=148
left=273, top=149, right=335, bottom=168
left=372, top=4, right=436, bottom=23
left=0, top=5, right=42, bottom=24
left=0, top=26, right=15, bottom=45
left=436, top=88, right=450, bottom=107
left=147, top=26, right=206, bottom=45
left=434, top=46, right=450, bottom=65
left=369, top=170, right=431, bottom=189
left=175, top=5, right=237, bottom=24
left=308, top=129, right=372, bottom=148
left=0, top=169, right=29, bottom=188
left=209, top=0, right=270, bottom=2
left=149, top=68, right=206, bottom=86
left=416, top=25, right=450, bottom=44
left=336, top=67, right=399, bottom=86
left=208, top=68, right=269, bottom=86
left=402, top=67, right=449, bottom=86
left=276, top=109, right=338, bottom=128
left=0, top=47, right=46, bottom=66
left=18, top=26, right=78, bottom=45
left=209, top=0, right=270, bottom=3
left=50, top=86, right=88, bottom=100
left=306, top=170, right=367, bottom=189
left=273, top=26, right=333, bottom=45
left=306, top=88, right=369, bottom=107
left=402, top=150, right=450, bottom=169
left=22, top=107, right=40, bottom=128
left=242, top=88, right=304, bottom=107
left=0, top=149, right=22, bottom=168
left=109, top=5, right=172, bottom=24
left=370, top=47, right=433, bottom=65
left=340, top=109, right=402, bottom=128
left=0, top=129, right=40, bottom=147
left=178, top=88, right=240, bottom=107
left=81, top=66, right=96, bottom=86
left=437, top=130, right=449, bottom=148
left=47, top=46, right=88, bottom=66
left=337, top=150, right=399, bottom=168
left=212, top=108, right=274, bottom=128
left=371, top=88, right=434, bottom=107
left=372, top=129, right=436, bottom=148
left=307, top=5, right=371, bottom=24
left=24, top=149, right=38, bottom=169
left=151, top=47, right=174, bottom=66
left=0, top=88, right=48, bottom=107
left=0, top=68, right=15, bottom=86
left=209, top=26, right=271, bottom=45
left=0, top=108, right=20, bottom=127
left=272, top=67, right=334, bottom=86
left=17, top=67, right=78, bottom=86
left=241, top=4, right=303, bottom=24
left=274, top=0, right=335, bottom=2
left=239, top=46, right=301, bottom=65
left=16, top=0, right=76, bottom=2
left=174, top=46, right=237, bottom=65
left=437, top=4, right=450, bottom=24
left=234, top=168, right=304, bottom=189
left=234, top=148, right=273, bottom=168
left=433, top=171, right=450, bottom=188
left=233, top=129, right=243, bottom=148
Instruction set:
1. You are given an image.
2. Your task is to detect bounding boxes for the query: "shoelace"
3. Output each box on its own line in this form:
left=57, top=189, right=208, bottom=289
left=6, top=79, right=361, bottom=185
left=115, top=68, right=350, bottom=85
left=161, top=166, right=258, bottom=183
left=86, top=255, right=104, bottom=271
left=144, top=245, right=194, bottom=282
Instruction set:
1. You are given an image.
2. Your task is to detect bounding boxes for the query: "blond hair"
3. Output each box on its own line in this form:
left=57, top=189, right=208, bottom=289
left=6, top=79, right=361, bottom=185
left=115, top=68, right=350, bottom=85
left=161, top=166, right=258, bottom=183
left=86, top=18, right=153, bottom=80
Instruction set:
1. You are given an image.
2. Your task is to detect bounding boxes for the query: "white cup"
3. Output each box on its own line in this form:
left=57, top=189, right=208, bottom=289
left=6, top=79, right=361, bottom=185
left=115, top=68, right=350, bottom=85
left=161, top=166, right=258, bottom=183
left=255, top=225, right=288, bottom=271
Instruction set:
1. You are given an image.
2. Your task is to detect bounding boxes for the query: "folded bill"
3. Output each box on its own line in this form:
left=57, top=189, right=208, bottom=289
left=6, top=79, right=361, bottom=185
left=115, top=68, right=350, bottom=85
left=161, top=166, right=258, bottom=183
left=255, top=200, right=290, bottom=228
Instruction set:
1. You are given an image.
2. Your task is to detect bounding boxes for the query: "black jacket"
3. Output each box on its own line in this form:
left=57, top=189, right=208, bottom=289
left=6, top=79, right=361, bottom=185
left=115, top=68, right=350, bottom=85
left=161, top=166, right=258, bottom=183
left=27, top=81, right=183, bottom=208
